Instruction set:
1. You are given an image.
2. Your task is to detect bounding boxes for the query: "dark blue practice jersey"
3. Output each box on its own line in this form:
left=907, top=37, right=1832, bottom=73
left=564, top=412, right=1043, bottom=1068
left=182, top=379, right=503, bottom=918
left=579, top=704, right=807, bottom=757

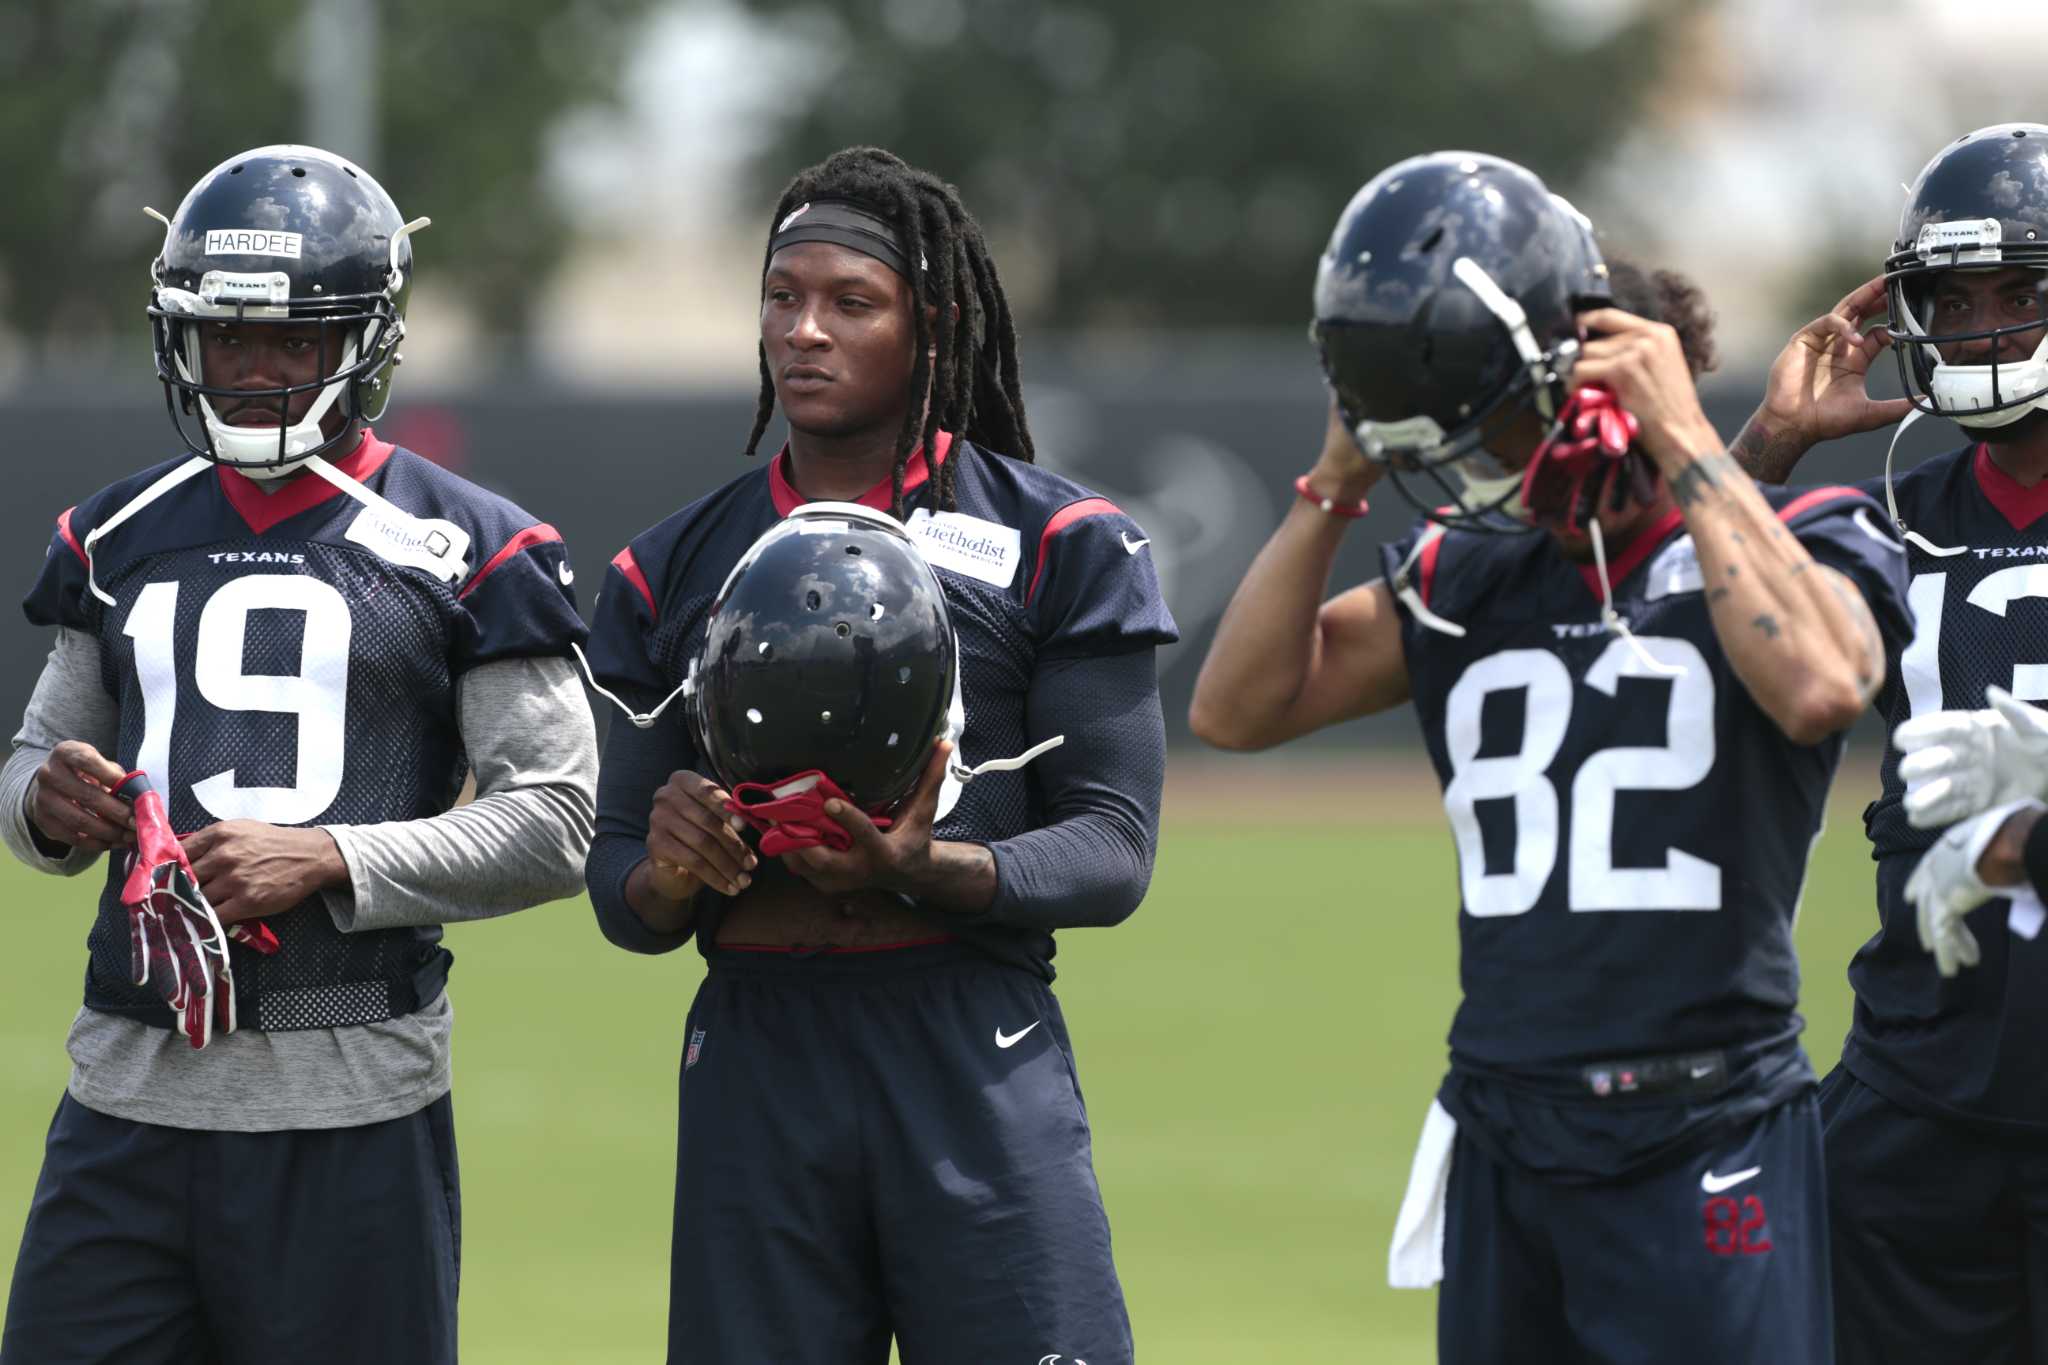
left=583, top=434, right=1177, bottom=978
left=22, top=429, right=586, bottom=1031
left=1844, top=443, right=2048, bottom=1130
left=1383, top=488, right=1913, bottom=1091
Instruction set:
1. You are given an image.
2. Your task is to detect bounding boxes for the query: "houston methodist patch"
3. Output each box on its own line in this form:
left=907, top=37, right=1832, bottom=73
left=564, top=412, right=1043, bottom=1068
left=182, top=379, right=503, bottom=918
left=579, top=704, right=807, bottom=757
left=204, top=228, right=303, bottom=258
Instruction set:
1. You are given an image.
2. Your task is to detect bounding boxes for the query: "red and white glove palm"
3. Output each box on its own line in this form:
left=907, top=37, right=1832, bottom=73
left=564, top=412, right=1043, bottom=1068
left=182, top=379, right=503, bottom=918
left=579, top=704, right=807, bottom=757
left=114, top=771, right=277, bottom=1048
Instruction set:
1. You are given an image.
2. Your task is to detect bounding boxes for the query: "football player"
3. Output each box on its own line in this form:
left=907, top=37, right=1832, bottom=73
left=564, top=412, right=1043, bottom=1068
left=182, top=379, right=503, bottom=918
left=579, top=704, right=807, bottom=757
left=580, top=146, right=1174, bottom=1364
left=1190, top=153, right=1911, bottom=1363
left=0, top=146, right=597, bottom=1365
left=1727, top=123, right=2048, bottom=1363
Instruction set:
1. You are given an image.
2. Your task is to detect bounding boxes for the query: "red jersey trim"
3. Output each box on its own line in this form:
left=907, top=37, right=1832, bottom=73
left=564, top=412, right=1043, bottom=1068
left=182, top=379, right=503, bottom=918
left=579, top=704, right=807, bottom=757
left=55, top=507, right=85, bottom=566
left=768, top=431, right=956, bottom=518
left=1026, top=497, right=1124, bottom=604
left=1774, top=485, right=1866, bottom=524
left=458, top=523, right=563, bottom=601
left=613, top=546, right=657, bottom=619
left=217, top=428, right=395, bottom=535
left=1972, top=444, right=2048, bottom=531
left=715, top=935, right=958, bottom=955
left=1575, top=508, right=1686, bottom=598
left=1417, top=506, right=1458, bottom=606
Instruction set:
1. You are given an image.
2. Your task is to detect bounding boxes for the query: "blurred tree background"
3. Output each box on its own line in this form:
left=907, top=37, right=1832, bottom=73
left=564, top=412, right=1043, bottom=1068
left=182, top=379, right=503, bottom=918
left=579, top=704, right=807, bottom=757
left=0, top=0, right=660, bottom=347
left=730, top=0, right=1695, bottom=327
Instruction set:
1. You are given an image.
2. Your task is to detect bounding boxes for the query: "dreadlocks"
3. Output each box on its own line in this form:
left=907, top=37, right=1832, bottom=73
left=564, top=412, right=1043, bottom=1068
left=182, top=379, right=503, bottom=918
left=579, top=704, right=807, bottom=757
left=744, top=146, right=1034, bottom=518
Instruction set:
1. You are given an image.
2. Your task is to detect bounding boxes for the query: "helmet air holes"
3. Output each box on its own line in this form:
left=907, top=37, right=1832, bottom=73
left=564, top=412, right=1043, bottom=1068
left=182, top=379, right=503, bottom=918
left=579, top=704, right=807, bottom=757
left=869, top=603, right=885, bottom=621
left=230, top=165, right=243, bottom=174
left=292, top=167, right=306, bottom=178
left=756, top=642, right=772, bottom=658
left=1418, top=226, right=1445, bottom=255
left=845, top=544, right=862, bottom=556
left=805, top=589, right=822, bottom=610
left=835, top=621, right=851, bottom=638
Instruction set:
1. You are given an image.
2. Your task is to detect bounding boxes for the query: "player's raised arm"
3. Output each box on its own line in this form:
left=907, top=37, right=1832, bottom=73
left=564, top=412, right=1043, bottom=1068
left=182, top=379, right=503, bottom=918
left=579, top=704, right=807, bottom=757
left=1574, top=307, right=1891, bottom=744
left=1726, top=275, right=1914, bottom=483
left=1189, top=399, right=1409, bottom=750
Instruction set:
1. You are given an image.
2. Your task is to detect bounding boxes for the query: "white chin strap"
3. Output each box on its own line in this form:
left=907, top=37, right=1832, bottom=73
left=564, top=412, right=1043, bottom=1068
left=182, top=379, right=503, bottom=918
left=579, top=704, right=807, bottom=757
left=1881, top=407, right=1967, bottom=558
left=82, top=438, right=450, bottom=607
left=934, top=640, right=1062, bottom=822
left=1586, top=518, right=1684, bottom=678
left=1389, top=523, right=1467, bottom=638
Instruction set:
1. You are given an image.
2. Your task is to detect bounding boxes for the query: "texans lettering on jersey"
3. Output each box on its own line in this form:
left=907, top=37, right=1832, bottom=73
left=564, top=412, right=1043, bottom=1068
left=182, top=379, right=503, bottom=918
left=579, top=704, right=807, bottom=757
left=23, top=429, right=587, bottom=1032
left=1382, top=488, right=1914, bottom=1077
left=582, top=433, right=1177, bottom=979
left=1844, top=443, right=2048, bottom=1130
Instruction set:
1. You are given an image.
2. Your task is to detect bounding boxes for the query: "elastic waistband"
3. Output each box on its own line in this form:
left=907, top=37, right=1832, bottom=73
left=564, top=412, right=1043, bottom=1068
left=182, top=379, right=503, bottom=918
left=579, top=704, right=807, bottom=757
left=703, top=937, right=990, bottom=981
left=1451, top=1029, right=1807, bottom=1107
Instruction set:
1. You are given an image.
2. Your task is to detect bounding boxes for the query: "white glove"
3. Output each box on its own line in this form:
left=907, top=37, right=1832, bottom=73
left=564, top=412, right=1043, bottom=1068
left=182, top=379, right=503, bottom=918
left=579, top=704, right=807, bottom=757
left=1895, top=686, right=2048, bottom=829
left=1904, top=799, right=2042, bottom=977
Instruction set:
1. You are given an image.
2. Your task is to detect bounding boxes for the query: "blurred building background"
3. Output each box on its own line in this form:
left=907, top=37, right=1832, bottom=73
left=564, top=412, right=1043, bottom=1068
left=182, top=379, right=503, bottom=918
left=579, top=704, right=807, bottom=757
left=2, top=0, right=2040, bottom=738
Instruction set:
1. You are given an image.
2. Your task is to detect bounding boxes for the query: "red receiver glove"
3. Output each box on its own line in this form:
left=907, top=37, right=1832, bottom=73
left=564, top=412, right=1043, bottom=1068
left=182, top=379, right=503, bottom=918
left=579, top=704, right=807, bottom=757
left=114, top=771, right=278, bottom=1049
left=1519, top=386, right=1658, bottom=535
left=726, top=771, right=893, bottom=859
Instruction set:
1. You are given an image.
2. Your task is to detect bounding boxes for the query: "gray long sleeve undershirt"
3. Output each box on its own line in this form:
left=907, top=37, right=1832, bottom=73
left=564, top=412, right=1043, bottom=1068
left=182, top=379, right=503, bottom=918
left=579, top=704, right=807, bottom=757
left=3, top=628, right=597, bottom=1131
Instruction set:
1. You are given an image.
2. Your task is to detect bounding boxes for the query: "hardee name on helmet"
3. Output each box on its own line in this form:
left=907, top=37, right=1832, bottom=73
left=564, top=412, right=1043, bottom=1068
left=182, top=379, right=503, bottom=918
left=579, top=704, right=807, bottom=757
left=691, top=503, right=958, bottom=815
left=145, top=145, right=429, bottom=476
left=1884, top=123, right=2048, bottom=430
left=1309, top=151, right=1596, bottom=529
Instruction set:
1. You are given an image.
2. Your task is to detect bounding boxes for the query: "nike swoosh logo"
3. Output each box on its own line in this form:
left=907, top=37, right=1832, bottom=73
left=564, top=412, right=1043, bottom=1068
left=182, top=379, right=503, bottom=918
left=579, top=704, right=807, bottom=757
left=1701, top=1166, right=1761, bottom=1194
left=1689, top=1065, right=1714, bottom=1080
left=557, top=561, right=576, bottom=586
left=1120, top=533, right=1150, bottom=555
left=995, top=1021, right=1040, bottom=1049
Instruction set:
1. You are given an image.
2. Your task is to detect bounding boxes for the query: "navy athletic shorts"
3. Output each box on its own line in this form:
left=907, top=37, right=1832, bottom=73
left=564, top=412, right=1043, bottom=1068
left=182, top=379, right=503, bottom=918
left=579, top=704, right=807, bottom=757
left=1821, top=1064, right=2048, bottom=1365
left=1, top=1091, right=459, bottom=1365
left=667, top=941, right=1131, bottom=1365
left=1439, top=1090, right=1830, bottom=1364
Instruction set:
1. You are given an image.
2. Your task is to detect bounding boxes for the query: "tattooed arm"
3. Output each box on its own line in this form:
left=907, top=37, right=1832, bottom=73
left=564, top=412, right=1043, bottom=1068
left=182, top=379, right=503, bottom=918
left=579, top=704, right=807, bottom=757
left=1576, top=310, right=1886, bottom=745
left=1728, top=275, right=1914, bottom=483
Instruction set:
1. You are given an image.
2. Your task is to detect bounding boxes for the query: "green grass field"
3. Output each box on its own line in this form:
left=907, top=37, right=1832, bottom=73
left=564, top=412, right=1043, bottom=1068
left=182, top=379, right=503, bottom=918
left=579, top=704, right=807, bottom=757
left=0, top=758, right=1887, bottom=1362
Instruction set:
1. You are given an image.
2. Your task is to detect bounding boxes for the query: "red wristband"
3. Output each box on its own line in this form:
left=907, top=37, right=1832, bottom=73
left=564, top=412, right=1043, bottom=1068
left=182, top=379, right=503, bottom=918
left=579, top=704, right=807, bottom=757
left=1295, top=473, right=1370, bottom=518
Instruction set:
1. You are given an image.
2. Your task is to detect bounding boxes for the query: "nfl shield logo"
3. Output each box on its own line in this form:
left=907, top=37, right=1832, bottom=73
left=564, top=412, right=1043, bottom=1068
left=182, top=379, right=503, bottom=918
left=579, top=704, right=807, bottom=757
left=686, top=1028, right=705, bottom=1069
left=1589, top=1070, right=1613, bottom=1097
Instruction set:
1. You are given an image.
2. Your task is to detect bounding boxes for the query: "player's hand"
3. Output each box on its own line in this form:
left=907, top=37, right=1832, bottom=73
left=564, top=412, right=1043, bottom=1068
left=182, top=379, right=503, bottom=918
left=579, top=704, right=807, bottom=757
left=1749, top=275, right=1913, bottom=458
left=1569, top=308, right=1721, bottom=473
left=1303, top=395, right=1384, bottom=503
left=779, top=741, right=950, bottom=897
left=181, top=821, right=347, bottom=924
left=1904, top=801, right=2043, bottom=977
left=28, top=740, right=134, bottom=852
left=1895, top=686, right=2048, bottom=828
left=646, top=770, right=755, bottom=900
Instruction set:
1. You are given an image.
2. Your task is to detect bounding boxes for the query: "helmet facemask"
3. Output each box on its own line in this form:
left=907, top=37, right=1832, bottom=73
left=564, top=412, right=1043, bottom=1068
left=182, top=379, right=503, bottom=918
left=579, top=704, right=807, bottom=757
left=1885, top=226, right=2048, bottom=430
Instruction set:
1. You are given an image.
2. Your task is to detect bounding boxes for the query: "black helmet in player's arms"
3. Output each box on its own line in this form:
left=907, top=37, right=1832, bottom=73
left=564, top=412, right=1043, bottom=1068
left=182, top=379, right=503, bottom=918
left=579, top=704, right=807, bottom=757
left=691, top=503, right=958, bottom=813
left=145, top=144, right=429, bottom=473
left=1310, top=151, right=1589, bottom=526
left=1885, top=122, right=2048, bottom=428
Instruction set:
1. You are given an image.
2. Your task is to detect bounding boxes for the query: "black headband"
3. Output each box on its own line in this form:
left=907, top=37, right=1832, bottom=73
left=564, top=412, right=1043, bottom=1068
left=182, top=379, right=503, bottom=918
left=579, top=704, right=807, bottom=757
left=768, top=199, right=921, bottom=280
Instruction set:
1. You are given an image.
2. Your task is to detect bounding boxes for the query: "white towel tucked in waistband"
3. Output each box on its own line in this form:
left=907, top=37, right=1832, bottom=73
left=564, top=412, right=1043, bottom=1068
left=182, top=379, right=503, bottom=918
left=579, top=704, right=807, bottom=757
left=1388, top=1099, right=1457, bottom=1289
